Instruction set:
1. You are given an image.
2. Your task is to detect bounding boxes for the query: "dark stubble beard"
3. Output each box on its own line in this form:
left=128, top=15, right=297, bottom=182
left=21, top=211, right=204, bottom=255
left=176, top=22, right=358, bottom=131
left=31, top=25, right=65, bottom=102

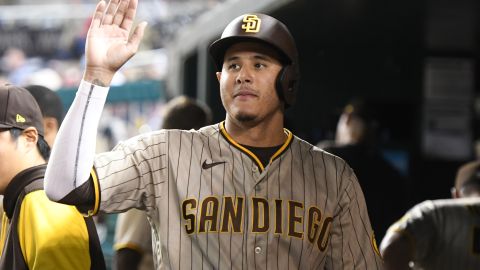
left=236, top=112, right=257, bottom=123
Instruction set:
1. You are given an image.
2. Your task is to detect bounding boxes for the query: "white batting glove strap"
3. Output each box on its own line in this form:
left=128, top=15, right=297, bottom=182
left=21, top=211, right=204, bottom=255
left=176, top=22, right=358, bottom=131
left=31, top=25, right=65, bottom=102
left=45, top=80, right=109, bottom=201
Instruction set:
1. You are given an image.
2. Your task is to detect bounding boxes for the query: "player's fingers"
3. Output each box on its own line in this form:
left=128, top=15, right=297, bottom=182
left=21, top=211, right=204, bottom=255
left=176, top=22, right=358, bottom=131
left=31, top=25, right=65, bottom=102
left=119, top=0, right=138, bottom=31
left=126, top=21, right=147, bottom=54
left=101, top=0, right=120, bottom=25
left=90, top=0, right=107, bottom=29
left=112, top=0, right=130, bottom=26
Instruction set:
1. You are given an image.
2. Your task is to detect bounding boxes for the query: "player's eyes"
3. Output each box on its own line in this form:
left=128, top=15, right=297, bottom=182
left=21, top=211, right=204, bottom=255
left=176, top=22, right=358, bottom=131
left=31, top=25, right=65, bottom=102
left=227, top=63, right=240, bottom=70
left=254, top=63, right=266, bottom=69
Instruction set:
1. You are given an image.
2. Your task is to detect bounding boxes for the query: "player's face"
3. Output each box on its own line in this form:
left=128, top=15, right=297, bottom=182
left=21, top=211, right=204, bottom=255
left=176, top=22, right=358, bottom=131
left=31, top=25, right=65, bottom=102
left=0, top=129, right=21, bottom=194
left=216, top=42, right=283, bottom=124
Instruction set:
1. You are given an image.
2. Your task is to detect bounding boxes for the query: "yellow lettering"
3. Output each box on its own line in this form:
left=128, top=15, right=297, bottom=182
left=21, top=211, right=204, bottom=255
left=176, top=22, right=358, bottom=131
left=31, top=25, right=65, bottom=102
left=241, top=14, right=262, bottom=33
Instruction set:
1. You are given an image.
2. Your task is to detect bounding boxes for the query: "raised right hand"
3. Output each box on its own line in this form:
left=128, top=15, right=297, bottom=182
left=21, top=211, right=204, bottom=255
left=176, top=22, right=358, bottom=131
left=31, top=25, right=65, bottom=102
left=83, top=0, right=147, bottom=86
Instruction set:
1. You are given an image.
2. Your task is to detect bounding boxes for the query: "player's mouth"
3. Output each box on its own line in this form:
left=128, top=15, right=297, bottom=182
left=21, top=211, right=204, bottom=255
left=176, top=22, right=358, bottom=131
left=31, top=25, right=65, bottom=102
left=233, top=88, right=258, bottom=100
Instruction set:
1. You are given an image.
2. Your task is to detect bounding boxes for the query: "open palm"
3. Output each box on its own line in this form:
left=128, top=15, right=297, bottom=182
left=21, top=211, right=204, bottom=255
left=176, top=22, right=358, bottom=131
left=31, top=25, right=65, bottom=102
left=85, top=0, right=146, bottom=79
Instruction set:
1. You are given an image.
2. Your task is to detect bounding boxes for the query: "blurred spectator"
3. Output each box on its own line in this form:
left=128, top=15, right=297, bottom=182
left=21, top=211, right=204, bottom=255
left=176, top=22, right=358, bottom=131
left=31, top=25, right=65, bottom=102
left=1, top=47, right=39, bottom=85
left=25, top=68, right=63, bottom=91
left=318, top=99, right=408, bottom=241
left=24, top=85, right=64, bottom=148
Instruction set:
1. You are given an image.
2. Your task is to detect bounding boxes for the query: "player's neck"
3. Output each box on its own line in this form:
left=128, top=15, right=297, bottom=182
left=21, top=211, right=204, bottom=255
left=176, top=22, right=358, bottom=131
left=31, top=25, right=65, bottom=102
left=224, top=114, right=286, bottom=147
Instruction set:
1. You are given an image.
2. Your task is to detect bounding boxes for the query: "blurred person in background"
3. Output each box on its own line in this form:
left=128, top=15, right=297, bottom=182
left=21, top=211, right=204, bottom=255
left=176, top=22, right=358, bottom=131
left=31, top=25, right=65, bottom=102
left=380, top=160, right=480, bottom=269
left=24, top=85, right=64, bottom=148
left=319, top=99, right=408, bottom=241
left=1, top=47, right=38, bottom=86
left=25, top=68, right=63, bottom=91
left=114, top=95, right=212, bottom=270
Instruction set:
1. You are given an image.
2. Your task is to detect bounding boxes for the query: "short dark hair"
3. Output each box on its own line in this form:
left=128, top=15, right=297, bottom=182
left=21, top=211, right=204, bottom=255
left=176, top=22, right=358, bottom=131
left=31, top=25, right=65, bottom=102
left=10, top=128, right=50, bottom=161
left=162, top=96, right=212, bottom=130
left=24, top=85, right=64, bottom=126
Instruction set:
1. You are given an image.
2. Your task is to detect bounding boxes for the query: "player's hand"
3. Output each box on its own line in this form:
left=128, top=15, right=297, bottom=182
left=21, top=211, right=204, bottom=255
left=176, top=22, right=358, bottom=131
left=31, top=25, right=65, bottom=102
left=83, top=0, right=147, bottom=86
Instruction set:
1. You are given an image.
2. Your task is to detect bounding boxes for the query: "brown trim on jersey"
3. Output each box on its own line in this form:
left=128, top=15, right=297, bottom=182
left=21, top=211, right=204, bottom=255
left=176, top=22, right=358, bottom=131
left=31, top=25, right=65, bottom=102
left=218, top=121, right=293, bottom=172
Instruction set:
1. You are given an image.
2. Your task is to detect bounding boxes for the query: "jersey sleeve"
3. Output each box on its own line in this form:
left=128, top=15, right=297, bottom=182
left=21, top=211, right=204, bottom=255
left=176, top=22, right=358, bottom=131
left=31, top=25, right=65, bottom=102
left=18, top=190, right=94, bottom=270
left=114, top=208, right=152, bottom=253
left=93, top=130, right=168, bottom=213
left=327, top=166, right=384, bottom=269
left=386, top=200, right=437, bottom=261
left=45, top=80, right=109, bottom=203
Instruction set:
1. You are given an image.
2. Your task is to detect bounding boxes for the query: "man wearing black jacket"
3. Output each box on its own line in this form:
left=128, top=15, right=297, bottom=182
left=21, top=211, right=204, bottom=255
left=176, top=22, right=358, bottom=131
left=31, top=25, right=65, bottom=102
left=0, top=84, right=105, bottom=270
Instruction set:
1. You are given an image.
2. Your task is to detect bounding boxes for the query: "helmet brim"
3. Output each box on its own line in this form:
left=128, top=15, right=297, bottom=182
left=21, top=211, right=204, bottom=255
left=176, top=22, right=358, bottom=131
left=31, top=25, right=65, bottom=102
left=209, top=36, right=291, bottom=71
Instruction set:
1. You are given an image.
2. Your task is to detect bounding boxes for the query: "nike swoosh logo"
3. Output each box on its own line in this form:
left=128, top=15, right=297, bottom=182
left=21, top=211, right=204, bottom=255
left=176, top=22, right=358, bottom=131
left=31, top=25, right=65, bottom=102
left=202, top=160, right=226, bottom=169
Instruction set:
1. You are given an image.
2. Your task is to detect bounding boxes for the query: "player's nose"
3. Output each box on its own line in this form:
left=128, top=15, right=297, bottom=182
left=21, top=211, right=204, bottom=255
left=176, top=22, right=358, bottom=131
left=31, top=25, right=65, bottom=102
left=236, top=66, right=253, bottom=84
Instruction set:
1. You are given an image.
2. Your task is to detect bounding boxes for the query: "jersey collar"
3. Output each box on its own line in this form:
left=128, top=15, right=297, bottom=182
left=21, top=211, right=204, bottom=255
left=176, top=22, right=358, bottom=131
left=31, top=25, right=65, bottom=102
left=218, top=121, right=293, bottom=172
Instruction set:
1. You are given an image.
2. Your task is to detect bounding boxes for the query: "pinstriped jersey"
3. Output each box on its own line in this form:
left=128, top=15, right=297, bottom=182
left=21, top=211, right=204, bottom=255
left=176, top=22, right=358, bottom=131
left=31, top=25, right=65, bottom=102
left=92, top=122, right=382, bottom=269
left=388, top=198, right=480, bottom=270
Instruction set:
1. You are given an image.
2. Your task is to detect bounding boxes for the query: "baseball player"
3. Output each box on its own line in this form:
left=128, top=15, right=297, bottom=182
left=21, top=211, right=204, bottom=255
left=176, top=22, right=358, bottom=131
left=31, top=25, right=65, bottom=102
left=44, top=0, right=383, bottom=268
left=380, top=160, right=480, bottom=269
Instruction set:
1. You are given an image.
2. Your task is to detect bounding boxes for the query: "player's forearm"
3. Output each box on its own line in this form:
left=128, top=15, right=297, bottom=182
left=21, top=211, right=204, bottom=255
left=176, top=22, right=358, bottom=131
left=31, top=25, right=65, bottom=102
left=45, top=80, right=109, bottom=202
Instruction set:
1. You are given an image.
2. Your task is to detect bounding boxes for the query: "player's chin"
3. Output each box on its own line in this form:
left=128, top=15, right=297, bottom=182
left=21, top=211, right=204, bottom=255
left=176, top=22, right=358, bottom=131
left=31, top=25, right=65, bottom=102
left=233, top=110, right=258, bottom=123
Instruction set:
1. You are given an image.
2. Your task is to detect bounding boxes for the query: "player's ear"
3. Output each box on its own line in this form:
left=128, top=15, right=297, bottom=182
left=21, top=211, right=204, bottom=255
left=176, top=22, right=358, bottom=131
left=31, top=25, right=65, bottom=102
left=451, top=187, right=459, bottom=198
left=216, top=72, right=222, bottom=82
left=20, top=127, right=39, bottom=152
left=22, top=127, right=38, bottom=143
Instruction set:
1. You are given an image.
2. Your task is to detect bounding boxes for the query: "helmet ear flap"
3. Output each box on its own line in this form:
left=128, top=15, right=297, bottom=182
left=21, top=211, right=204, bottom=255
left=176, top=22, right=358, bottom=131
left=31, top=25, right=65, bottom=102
left=276, top=65, right=298, bottom=107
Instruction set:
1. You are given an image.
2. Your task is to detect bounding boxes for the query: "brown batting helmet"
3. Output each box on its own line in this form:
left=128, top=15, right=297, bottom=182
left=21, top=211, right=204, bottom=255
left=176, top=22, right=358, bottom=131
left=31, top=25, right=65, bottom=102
left=209, top=13, right=300, bottom=106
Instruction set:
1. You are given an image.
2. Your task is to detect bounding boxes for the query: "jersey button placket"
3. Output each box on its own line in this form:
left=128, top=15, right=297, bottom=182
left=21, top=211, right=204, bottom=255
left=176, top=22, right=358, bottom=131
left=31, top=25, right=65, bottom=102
left=254, top=246, right=262, bottom=254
